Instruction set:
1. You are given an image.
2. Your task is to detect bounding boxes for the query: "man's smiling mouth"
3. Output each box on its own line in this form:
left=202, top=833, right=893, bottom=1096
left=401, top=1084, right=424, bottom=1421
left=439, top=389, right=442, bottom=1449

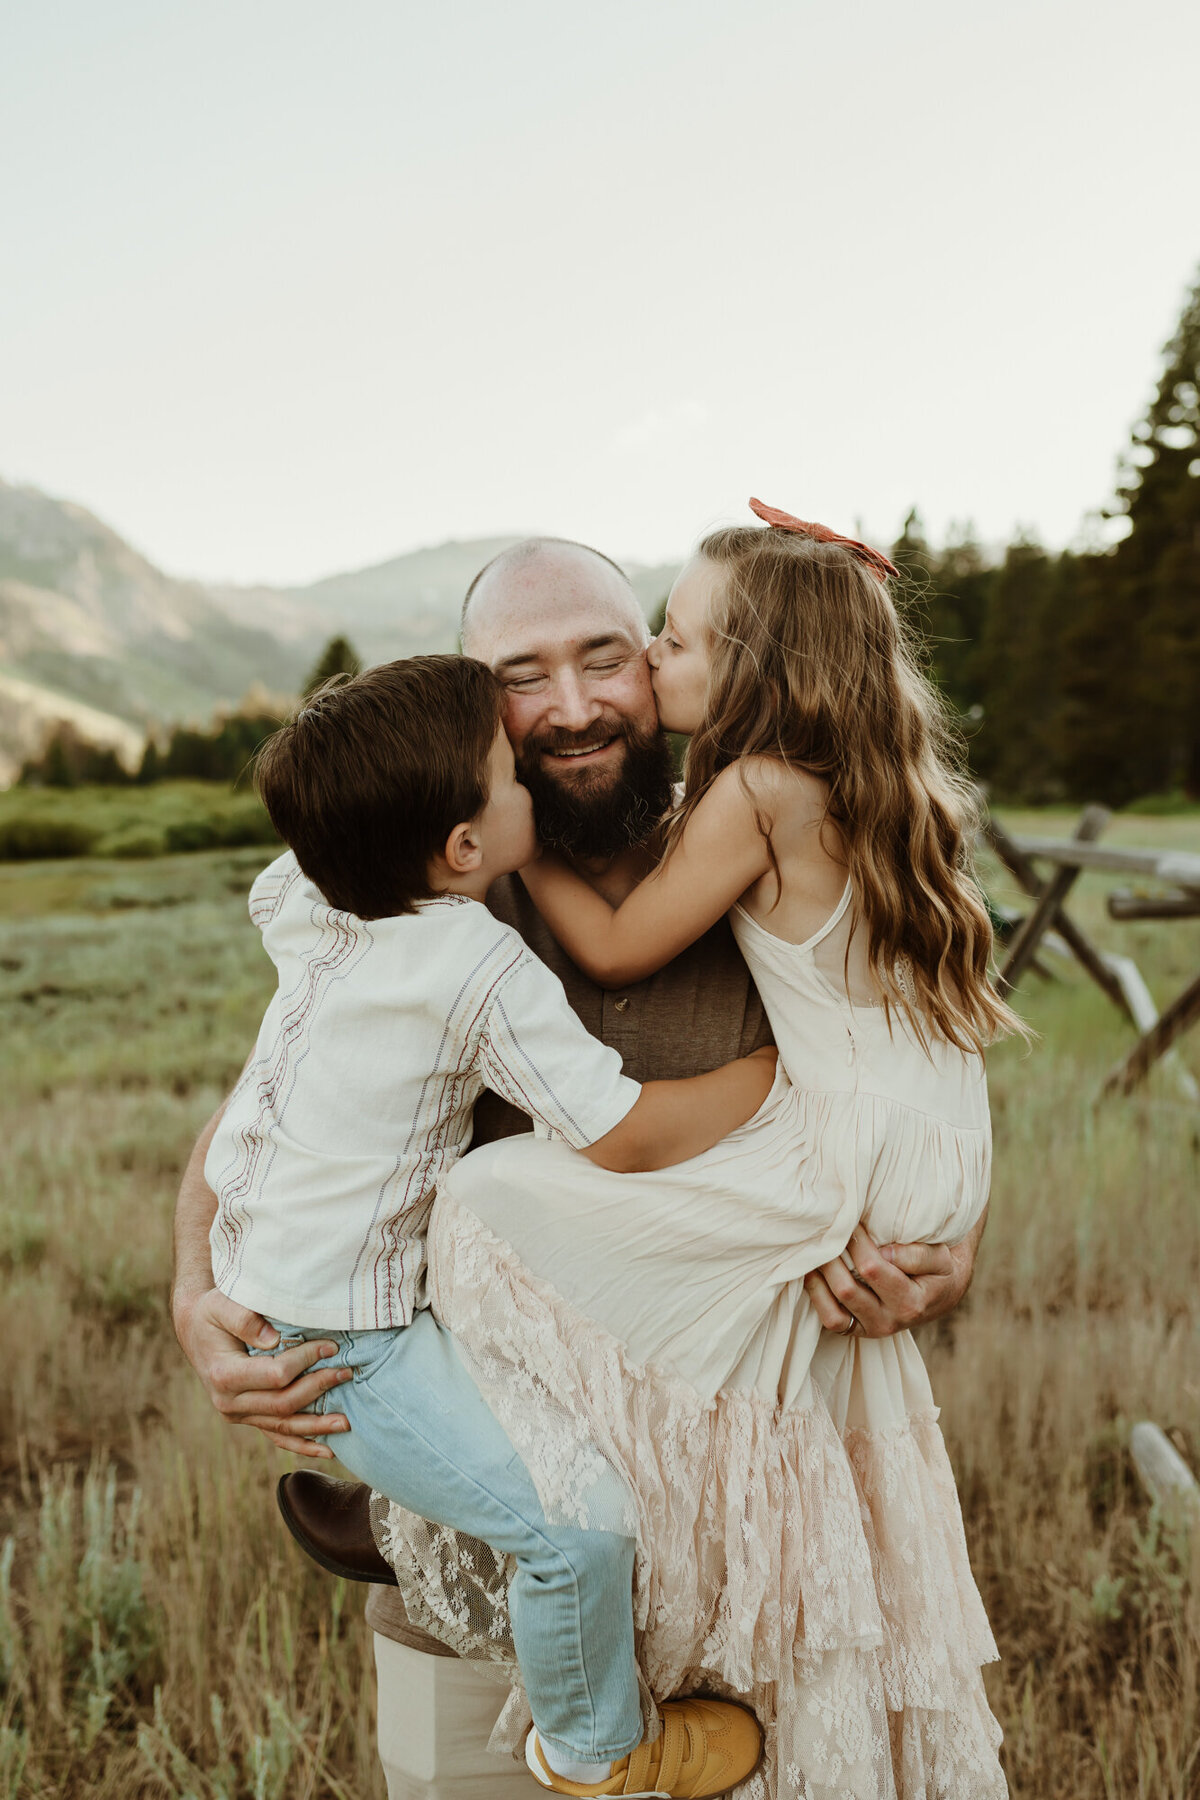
left=544, top=738, right=617, bottom=760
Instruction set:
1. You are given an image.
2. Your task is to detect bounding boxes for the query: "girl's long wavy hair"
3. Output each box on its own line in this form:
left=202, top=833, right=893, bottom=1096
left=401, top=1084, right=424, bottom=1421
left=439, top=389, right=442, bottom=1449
left=666, top=525, right=1021, bottom=1053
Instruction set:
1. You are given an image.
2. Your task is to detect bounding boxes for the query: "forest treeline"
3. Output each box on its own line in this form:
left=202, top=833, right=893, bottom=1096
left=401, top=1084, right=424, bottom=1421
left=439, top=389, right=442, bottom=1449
left=20, top=277, right=1200, bottom=806
left=890, top=271, right=1199, bottom=805
left=661, top=277, right=1198, bottom=807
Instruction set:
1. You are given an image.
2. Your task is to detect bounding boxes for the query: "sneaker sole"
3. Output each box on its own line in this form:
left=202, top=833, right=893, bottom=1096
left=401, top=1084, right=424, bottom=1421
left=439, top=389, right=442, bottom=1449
left=524, top=1731, right=668, bottom=1795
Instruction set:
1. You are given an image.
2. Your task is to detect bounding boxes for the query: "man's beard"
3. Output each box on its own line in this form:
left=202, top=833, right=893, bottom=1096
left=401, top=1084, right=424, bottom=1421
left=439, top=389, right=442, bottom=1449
left=515, top=718, right=676, bottom=860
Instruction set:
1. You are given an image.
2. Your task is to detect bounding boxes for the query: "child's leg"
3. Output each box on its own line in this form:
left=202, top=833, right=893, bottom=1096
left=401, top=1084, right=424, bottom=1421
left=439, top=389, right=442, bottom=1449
left=278, top=1312, right=641, bottom=1768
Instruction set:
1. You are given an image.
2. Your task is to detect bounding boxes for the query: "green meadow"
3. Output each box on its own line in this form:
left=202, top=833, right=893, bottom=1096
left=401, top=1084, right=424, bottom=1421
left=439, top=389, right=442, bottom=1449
left=1, top=812, right=1198, bottom=1797
left=0, top=783, right=277, bottom=865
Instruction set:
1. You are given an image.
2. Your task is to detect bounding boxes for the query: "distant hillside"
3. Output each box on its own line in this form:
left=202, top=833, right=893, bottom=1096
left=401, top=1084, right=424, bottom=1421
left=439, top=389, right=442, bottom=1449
left=0, top=480, right=314, bottom=780
left=210, top=536, right=525, bottom=668
left=0, top=478, right=681, bottom=782
left=215, top=539, right=681, bottom=667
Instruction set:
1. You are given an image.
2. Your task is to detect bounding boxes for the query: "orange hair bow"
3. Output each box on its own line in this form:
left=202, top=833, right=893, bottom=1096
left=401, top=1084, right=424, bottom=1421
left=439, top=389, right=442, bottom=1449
left=748, top=497, right=899, bottom=584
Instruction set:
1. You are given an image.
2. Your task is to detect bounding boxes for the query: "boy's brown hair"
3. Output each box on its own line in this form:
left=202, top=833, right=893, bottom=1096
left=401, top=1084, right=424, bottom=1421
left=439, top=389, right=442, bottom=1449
left=253, top=655, right=504, bottom=919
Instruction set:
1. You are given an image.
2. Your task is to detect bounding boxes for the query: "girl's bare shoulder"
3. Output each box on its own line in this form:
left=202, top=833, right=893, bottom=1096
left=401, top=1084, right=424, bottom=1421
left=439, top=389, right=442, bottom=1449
left=731, top=754, right=829, bottom=826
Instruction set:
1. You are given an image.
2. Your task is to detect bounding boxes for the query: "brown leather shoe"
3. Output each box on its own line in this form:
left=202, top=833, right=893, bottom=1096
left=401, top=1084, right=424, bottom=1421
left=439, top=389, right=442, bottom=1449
left=276, top=1472, right=398, bottom=1585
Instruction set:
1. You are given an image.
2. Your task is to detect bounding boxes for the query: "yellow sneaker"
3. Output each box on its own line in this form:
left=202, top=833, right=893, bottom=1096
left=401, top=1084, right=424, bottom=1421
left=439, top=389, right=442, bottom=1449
left=525, top=1698, right=763, bottom=1798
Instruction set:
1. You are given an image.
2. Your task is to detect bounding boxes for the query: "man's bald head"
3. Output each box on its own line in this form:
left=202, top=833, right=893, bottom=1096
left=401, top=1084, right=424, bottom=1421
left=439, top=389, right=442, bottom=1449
left=460, top=537, right=648, bottom=660
left=458, top=536, right=671, bottom=860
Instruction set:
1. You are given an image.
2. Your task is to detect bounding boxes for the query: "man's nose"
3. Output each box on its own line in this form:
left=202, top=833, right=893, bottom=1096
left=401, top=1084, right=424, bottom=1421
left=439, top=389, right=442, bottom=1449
left=545, top=670, right=602, bottom=731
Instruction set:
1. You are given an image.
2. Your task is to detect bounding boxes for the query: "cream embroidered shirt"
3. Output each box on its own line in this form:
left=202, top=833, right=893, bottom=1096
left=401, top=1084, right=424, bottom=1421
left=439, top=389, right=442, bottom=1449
left=207, top=852, right=640, bottom=1329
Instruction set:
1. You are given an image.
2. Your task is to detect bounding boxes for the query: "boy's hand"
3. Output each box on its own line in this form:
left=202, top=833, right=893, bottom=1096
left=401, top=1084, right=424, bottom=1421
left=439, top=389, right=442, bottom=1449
left=173, top=1286, right=353, bottom=1457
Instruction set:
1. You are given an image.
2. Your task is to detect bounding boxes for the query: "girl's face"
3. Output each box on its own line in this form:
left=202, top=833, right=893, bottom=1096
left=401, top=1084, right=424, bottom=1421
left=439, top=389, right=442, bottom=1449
left=647, top=555, right=724, bottom=735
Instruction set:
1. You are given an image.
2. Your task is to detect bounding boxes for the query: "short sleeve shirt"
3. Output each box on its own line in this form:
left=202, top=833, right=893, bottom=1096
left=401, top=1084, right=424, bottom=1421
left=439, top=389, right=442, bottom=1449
left=207, top=853, right=640, bottom=1330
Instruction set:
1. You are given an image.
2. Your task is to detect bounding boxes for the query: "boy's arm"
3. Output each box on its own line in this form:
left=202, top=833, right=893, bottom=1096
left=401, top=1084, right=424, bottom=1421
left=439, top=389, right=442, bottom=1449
left=172, top=1099, right=353, bottom=1456
left=477, top=943, right=777, bottom=1173
left=520, top=765, right=774, bottom=986
left=582, top=1048, right=778, bottom=1172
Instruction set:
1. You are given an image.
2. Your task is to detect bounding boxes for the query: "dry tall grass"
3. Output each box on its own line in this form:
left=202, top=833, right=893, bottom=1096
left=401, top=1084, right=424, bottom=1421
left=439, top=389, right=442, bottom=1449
left=1, top=821, right=1198, bottom=1798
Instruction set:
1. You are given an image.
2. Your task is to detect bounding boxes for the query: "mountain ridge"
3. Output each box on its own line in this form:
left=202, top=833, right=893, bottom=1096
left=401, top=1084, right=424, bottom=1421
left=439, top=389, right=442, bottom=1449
left=0, top=478, right=680, bottom=783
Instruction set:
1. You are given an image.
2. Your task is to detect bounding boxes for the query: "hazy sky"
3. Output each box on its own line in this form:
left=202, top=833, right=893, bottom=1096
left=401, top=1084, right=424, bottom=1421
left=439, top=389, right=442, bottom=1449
left=3, top=0, right=1198, bottom=585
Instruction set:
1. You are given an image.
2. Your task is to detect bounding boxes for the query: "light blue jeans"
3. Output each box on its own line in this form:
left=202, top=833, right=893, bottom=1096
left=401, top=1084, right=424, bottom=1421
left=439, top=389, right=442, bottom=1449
left=259, top=1307, right=641, bottom=1763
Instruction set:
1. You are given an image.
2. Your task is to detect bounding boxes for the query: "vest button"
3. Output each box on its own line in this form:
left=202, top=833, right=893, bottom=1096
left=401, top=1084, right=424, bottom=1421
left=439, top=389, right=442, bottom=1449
left=613, top=997, right=631, bottom=1013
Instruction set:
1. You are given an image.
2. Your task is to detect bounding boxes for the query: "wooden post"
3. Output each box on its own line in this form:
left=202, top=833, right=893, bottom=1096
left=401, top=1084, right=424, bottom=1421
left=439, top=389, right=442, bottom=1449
left=1129, top=1421, right=1200, bottom=1525
left=1101, top=970, right=1200, bottom=1099
left=997, top=805, right=1111, bottom=1000
left=983, top=817, right=1129, bottom=1013
left=1100, top=957, right=1200, bottom=1105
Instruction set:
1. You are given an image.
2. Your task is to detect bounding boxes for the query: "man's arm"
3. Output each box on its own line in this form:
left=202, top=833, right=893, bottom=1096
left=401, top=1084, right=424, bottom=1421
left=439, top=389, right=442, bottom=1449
left=803, top=1205, right=988, bottom=1338
left=171, top=1100, right=353, bottom=1456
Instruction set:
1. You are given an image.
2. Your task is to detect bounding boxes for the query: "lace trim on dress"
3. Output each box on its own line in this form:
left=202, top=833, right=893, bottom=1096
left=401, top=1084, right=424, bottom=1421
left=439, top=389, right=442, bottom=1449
left=373, top=1194, right=1006, bottom=1800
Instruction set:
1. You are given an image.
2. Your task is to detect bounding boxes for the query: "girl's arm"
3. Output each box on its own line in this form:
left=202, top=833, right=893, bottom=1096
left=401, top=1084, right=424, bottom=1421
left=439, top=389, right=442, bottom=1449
left=520, top=762, right=775, bottom=985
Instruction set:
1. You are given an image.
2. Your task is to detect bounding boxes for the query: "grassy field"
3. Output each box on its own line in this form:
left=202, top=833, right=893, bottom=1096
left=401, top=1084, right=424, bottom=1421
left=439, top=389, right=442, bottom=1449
left=0, top=782, right=276, bottom=862
left=1, top=814, right=1198, bottom=1797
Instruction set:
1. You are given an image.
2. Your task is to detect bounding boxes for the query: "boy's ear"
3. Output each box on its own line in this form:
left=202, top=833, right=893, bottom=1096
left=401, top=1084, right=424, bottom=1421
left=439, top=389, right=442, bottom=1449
left=442, top=820, right=483, bottom=875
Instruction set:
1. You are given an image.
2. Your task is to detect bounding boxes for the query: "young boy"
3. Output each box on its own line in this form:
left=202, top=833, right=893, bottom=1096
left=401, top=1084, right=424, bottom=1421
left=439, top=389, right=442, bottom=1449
left=207, top=656, right=767, bottom=1800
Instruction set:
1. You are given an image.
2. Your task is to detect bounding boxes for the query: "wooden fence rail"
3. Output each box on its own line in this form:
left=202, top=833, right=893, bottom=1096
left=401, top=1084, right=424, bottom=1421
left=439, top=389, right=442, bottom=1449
left=983, top=807, right=1200, bottom=1104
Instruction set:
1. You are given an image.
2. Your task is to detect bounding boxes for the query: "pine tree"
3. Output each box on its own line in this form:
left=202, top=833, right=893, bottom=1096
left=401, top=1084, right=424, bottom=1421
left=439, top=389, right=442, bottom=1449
left=925, top=527, right=993, bottom=719
left=304, top=635, right=363, bottom=697
left=135, top=739, right=163, bottom=785
left=1060, top=270, right=1200, bottom=800
left=1114, top=272, right=1200, bottom=792
left=43, top=732, right=77, bottom=789
left=970, top=540, right=1072, bottom=801
left=79, top=745, right=129, bottom=785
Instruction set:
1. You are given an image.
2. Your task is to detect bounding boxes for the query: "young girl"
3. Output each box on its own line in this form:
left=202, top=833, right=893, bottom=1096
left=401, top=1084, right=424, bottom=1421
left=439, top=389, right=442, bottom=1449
left=377, top=502, right=1015, bottom=1800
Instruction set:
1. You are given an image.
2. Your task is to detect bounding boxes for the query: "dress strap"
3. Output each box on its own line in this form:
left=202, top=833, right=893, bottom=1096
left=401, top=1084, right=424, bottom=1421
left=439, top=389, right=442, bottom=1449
left=733, top=876, right=853, bottom=953
left=806, top=877, right=854, bottom=951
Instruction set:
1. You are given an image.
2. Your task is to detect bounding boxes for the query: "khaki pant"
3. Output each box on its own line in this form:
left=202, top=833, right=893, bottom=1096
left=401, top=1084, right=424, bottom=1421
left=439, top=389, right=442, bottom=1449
left=374, top=1635, right=546, bottom=1800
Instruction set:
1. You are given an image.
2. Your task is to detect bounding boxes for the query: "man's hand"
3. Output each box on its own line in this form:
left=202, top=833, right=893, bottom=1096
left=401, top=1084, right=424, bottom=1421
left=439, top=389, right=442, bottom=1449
left=804, top=1209, right=986, bottom=1339
left=172, top=1094, right=354, bottom=1457
left=173, top=1286, right=353, bottom=1459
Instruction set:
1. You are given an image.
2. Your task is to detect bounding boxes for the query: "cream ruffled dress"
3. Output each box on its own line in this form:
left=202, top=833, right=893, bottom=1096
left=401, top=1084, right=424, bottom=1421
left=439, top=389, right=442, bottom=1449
left=375, top=884, right=1007, bottom=1800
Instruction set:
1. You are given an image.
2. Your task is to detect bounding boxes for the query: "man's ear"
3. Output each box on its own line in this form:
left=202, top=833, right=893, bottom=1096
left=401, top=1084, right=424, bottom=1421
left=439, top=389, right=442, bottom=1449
left=441, top=820, right=483, bottom=876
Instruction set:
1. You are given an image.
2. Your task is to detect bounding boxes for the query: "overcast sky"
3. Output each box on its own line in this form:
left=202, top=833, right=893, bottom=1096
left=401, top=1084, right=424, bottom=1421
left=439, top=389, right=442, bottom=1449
left=3, top=0, right=1198, bottom=585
